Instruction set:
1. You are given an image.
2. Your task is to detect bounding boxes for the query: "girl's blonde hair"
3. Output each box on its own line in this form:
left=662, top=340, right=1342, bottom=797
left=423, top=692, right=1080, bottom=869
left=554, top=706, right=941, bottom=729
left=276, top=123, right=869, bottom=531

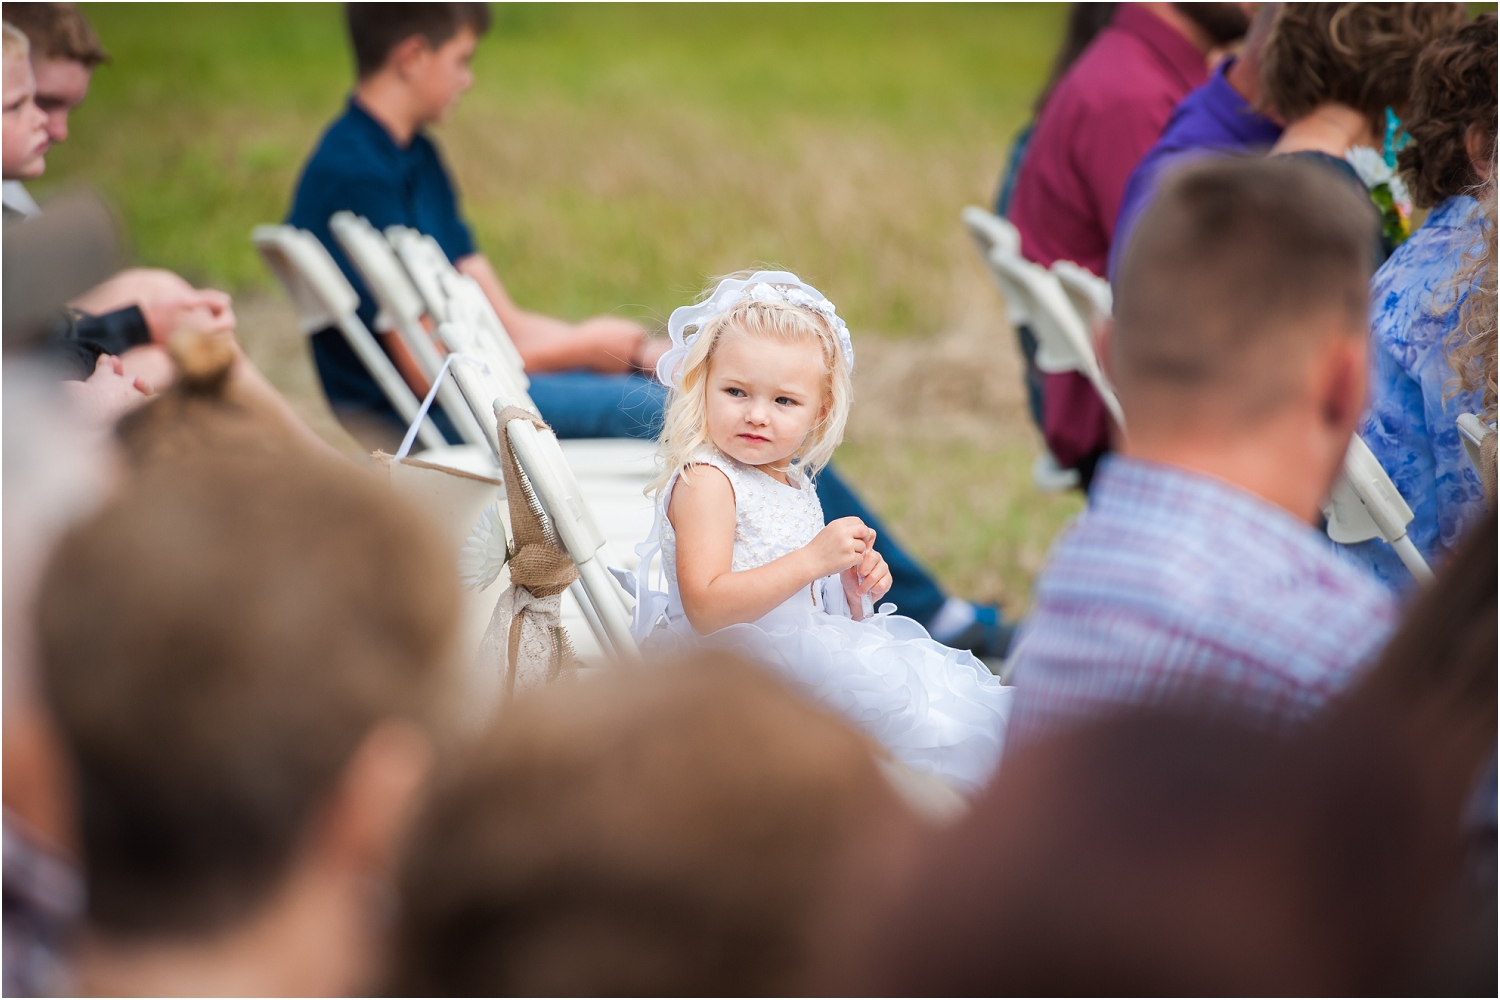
left=650, top=274, right=853, bottom=496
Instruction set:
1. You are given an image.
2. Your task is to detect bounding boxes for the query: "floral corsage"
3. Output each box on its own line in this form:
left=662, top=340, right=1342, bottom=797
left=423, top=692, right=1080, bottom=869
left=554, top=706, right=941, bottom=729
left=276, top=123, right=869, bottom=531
left=1345, top=145, right=1412, bottom=249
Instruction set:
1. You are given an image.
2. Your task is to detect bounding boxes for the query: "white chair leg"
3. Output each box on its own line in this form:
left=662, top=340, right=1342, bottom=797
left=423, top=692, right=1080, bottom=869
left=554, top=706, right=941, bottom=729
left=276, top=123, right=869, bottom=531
left=1390, top=533, right=1436, bottom=585
left=569, top=578, right=613, bottom=656
left=577, top=557, right=638, bottom=659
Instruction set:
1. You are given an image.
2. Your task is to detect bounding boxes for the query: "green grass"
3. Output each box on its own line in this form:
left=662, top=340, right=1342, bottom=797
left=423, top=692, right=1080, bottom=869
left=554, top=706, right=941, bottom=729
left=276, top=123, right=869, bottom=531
left=44, top=3, right=1063, bottom=328
left=39, top=3, right=1084, bottom=611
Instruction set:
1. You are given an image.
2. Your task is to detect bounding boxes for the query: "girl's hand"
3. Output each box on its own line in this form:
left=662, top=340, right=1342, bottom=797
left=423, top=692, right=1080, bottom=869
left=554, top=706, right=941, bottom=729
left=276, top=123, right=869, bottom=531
left=841, top=548, right=892, bottom=621
left=804, top=517, right=875, bottom=579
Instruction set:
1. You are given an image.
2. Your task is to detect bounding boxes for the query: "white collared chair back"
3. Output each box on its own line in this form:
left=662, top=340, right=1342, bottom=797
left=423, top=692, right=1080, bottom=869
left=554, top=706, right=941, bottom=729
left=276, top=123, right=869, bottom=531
left=961, top=206, right=1028, bottom=328
left=378, top=223, right=657, bottom=647
left=1051, top=259, right=1114, bottom=333
left=329, top=212, right=493, bottom=453
left=1456, top=413, right=1493, bottom=476
left=961, top=205, right=1122, bottom=426
left=384, top=225, right=531, bottom=385
left=495, top=398, right=639, bottom=658
left=384, top=225, right=451, bottom=324
left=1323, top=433, right=1434, bottom=583
left=251, top=224, right=447, bottom=451
left=985, top=250, right=1125, bottom=428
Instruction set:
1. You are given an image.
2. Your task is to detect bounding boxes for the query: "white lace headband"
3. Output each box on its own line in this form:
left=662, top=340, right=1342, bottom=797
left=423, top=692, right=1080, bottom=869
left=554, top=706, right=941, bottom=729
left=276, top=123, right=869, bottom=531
left=656, top=270, right=855, bottom=389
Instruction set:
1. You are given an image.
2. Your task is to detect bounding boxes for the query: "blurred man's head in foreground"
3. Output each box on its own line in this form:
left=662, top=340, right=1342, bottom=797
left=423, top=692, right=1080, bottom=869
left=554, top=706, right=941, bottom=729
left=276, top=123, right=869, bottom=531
left=37, top=446, right=461, bottom=996
left=391, top=656, right=921, bottom=996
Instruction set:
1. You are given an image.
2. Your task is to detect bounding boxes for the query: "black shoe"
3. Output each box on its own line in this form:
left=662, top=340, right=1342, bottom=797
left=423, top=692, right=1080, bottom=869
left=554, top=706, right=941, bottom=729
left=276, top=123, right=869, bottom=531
left=943, top=604, right=1015, bottom=660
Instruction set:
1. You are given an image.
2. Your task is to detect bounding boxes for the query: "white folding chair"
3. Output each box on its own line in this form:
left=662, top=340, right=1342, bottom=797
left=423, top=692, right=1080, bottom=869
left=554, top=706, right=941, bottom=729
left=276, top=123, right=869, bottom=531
left=382, top=224, right=658, bottom=490
left=380, top=223, right=659, bottom=620
left=384, top=225, right=530, bottom=384
left=985, top=250, right=1125, bottom=429
left=383, top=226, right=451, bottom=325
left=251, top=224, right=446, bottom=452
left=963, top=207, right=1088, bottom=491
left=328, top=212, right=493, bottom=453
left=1457, top=412, right=1494, bottom=477
left=1324, top=434, right=1435, bottom=584
left=962, top=206, right=1121, bottom=423
left=495, top=398, right=639, bottom=658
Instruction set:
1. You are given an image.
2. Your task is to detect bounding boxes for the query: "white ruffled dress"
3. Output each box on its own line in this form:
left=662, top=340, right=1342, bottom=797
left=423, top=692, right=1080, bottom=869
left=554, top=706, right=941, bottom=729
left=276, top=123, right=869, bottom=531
left=634, top=447, right=1012, bottom=793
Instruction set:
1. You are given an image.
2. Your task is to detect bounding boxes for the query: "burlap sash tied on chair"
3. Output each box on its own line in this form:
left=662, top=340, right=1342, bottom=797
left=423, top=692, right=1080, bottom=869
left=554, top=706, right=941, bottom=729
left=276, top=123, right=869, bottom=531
left=479, top=405, right=578, bottom=699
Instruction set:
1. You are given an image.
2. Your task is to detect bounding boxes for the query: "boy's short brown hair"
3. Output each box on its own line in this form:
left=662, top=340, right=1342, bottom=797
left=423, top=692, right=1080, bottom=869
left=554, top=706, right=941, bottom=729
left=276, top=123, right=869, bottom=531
left=2, top=3, right=107, bottom=67
left=345, top=2, right=490, bottom=79
left=390, top=657, right=907, bottom=996
left=1260, top=3, right=1468, bottom=131
left=37, top=449, right=460, bottom=937
left=1397, top=14, right=1498, bottom=209
left=1113, top=157, right=1379, bottom=420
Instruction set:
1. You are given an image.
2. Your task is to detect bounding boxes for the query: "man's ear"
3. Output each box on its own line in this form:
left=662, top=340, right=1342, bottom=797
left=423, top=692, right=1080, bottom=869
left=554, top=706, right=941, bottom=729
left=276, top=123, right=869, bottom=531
left=1094, top=318, right=1116, bottom=384
left=387, top=34, right=435, bottom=81
left=316, top=720, right=434, bottom=876
left=1317, top=327, right=1368, bottom=436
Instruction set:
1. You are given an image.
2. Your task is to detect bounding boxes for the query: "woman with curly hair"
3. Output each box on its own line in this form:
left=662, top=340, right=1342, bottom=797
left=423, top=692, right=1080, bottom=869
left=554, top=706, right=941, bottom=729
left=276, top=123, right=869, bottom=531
left=1262, top=3, right=1469, bottom=255
left=1338, top=13, right=1497, bottom=589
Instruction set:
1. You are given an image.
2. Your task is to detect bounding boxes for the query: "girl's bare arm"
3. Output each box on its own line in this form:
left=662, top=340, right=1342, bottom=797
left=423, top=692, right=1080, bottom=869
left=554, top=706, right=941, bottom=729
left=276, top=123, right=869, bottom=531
left=670, top=464, right=873, bottom=633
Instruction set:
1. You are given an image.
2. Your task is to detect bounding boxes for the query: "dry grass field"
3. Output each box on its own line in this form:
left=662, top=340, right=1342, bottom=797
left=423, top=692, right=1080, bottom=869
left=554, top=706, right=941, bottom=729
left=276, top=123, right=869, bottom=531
left=43, top=3, right=1085, bottom=613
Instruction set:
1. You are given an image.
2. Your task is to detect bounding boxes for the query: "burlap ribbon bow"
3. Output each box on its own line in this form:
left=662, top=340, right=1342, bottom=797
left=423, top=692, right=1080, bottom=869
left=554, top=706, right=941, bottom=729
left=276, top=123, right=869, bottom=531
left=479, top=405, right=578, bottom=699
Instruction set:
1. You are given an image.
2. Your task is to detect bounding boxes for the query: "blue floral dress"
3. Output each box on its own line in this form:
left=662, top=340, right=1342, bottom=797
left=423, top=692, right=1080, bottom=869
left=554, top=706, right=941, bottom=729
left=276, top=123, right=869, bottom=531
left=1340, top=195, right=1487, bottom=590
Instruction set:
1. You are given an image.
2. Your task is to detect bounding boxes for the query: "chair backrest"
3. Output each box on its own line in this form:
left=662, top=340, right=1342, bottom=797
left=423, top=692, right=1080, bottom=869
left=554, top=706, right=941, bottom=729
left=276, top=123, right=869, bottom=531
left=961, top=206, right=1028, bottom=327
left=252, top=224, right=447, bottom=451
left=384, top=225, right=450, bottom=324
left=1051, top=259, right=1113, bottom=332
left=1456, top=412, right=1493, bottom=476
left=988, top=251, right=1124, bottom=427
left=440, top=268, right=530, bottom=382
left=329, top=211, right=428, bottom=336
left=252, top=224, right=360, bottom=333
left=1324, top=433, right=1434, bottom=583
left=330, top=212, right=493, bottom=453
left=382, top=225, right=531, bottom=389
left=496, top=399, right=638, bottom=657
left=961, top=204, right=1021, bottom=260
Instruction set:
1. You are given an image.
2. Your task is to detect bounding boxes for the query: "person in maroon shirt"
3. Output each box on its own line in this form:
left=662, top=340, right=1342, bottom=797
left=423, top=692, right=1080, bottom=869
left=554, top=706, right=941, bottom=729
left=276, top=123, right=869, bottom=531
left=1007, top=3, right=1251, bottom=483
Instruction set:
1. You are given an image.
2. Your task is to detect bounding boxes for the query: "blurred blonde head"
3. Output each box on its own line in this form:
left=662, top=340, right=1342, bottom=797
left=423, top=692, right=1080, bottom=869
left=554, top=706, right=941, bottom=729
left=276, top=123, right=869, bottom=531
left=2, top=22, right=29, bottom=61
left=651, top=272, right=853, bottom=495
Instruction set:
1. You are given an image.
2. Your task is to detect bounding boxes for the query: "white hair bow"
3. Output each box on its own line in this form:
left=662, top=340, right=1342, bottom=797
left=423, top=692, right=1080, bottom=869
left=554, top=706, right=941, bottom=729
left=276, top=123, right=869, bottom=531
left=656, top=270, right=855, bottom=389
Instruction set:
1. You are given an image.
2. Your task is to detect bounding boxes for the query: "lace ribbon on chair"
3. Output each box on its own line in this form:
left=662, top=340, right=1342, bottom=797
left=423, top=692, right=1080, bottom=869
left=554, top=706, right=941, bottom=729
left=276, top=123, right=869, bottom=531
left=478, top=405, right=578, bottom=698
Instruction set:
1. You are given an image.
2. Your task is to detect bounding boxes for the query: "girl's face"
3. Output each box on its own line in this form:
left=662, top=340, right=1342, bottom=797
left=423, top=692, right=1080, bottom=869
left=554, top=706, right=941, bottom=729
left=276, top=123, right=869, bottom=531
left=704, top=328, right=827, bottom=477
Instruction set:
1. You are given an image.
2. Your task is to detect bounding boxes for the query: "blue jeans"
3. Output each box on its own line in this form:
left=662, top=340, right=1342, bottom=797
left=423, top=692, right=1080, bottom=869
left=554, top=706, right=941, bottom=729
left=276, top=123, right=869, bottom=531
left=530, top=370, right=947, bottom=625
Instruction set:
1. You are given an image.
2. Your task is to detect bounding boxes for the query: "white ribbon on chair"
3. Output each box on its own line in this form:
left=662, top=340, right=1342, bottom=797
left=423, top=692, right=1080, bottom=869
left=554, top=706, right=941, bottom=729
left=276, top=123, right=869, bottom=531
left=622, top=517, right=671, bottom=644
left=479, top=578, right=568, bottom=695
left=395, top=352, right=493, bottom=460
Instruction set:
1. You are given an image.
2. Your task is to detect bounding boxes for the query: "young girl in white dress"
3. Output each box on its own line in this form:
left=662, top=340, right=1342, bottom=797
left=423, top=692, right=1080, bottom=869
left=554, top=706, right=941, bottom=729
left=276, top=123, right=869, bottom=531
left=630, top=270, right=1012, bottom=793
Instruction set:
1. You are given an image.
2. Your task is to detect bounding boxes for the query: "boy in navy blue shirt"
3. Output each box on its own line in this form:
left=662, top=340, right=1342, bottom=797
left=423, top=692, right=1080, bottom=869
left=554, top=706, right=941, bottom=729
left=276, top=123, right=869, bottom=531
left=286, top=3, right=1011, bottom=655
left=288, top=3, right=663, bottom=444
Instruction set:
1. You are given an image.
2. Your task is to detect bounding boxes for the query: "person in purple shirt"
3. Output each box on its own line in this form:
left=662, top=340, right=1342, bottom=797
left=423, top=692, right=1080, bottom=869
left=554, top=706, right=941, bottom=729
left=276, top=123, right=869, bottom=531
left=1109, top=3, right=1283, bottom=283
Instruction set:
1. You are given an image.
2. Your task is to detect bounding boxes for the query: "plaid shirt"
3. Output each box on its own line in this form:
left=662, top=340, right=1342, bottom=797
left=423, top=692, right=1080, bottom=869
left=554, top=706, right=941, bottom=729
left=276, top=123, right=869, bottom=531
left=1008, top=456, right=1398, bottom=743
